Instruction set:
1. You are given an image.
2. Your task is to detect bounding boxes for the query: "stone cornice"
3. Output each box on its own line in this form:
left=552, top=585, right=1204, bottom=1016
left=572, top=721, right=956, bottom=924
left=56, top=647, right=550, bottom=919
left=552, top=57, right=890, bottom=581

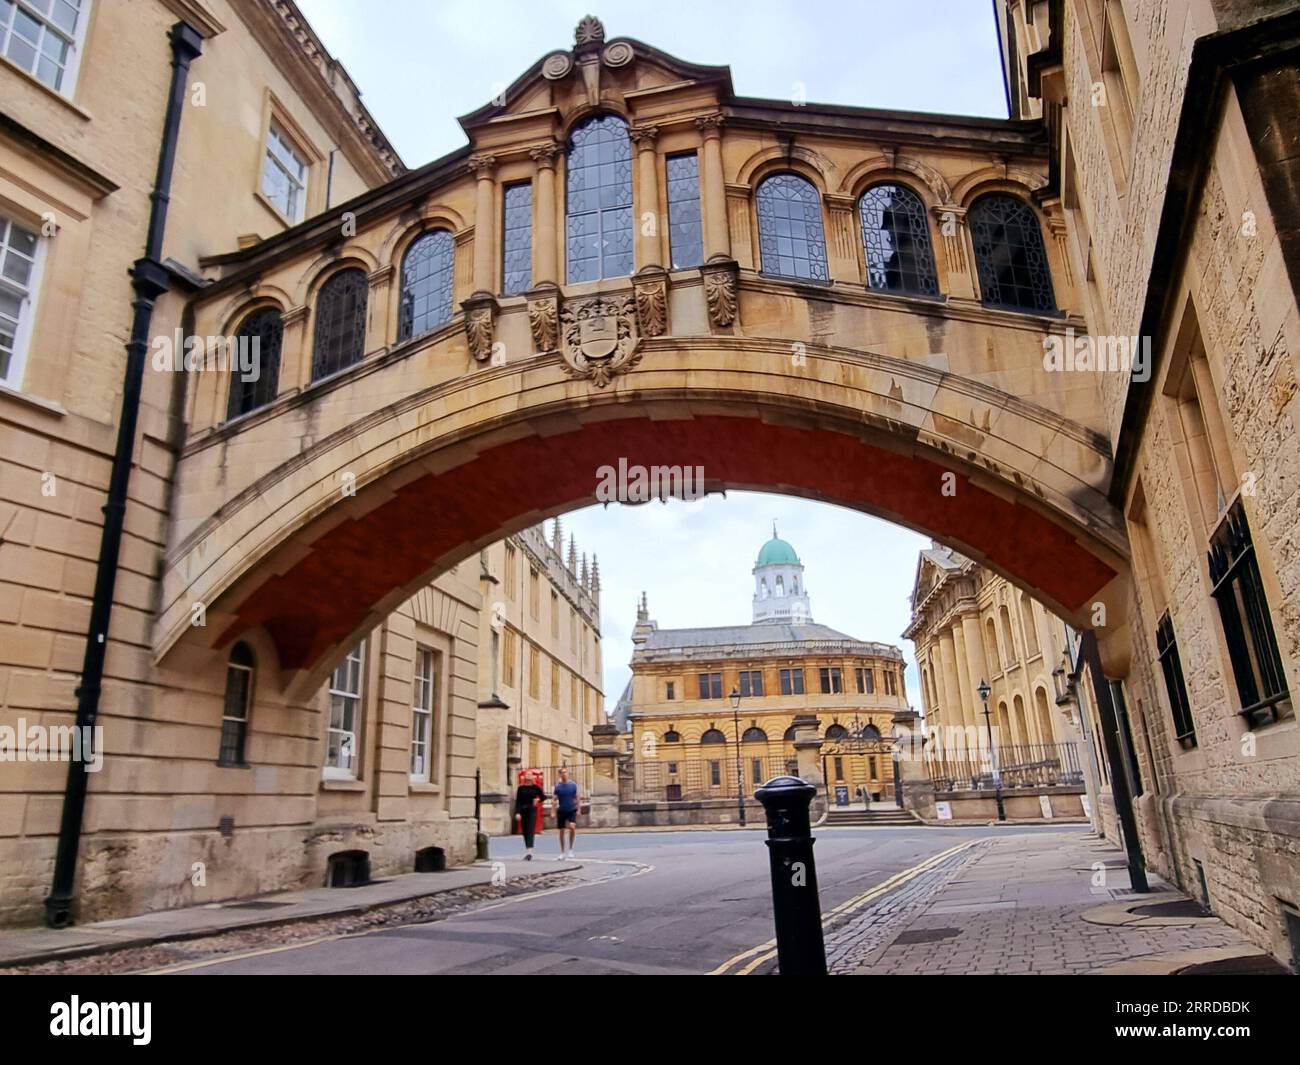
left=229, top=0, right=404, bottom=182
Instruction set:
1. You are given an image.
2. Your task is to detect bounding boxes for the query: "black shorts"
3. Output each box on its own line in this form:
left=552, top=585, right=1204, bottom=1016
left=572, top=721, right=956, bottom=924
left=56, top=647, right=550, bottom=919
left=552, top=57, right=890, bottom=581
left=556, top=809, right=578, bottom=828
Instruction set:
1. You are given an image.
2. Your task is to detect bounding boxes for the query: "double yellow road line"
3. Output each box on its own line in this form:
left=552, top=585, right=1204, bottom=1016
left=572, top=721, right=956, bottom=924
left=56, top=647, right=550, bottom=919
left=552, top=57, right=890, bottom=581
left=709, top=838, right=988, bottom=975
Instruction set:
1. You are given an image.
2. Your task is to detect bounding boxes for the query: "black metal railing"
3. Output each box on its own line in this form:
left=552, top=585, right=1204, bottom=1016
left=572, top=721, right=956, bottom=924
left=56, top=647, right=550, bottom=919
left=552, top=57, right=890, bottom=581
left=619, top=752, right=796, bottom=803
left=926, top=741, right=1083, bottom=791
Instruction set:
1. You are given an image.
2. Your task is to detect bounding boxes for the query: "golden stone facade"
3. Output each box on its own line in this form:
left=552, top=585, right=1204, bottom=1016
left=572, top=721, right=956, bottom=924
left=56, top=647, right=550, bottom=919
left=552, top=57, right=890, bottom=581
left=623, top=534, right=908, bottom=811
left=474, top=520, right=604, bottom=834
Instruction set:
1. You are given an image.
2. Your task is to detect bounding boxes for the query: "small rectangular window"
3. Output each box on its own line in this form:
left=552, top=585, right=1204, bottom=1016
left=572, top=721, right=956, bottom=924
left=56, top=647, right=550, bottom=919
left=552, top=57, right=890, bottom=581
left=219, top=654, right=253, bottom=767
left=666, top=152, right=704, bottom=270
left=530, top=568, right=539, bottom=618
left=0, top=213, right=42, bottom=389
left=1208, top=499, right=1291, bottom=726
left=410, top=646, right=438, bottom=780
left=697, top=672, right=722, bottom=699
left=819, top=667, right=842, bottom=694
left=262, top=121, right=308, bottom=223
left=551, top=590, right=559, bottom=638
left=502, top=181, right=532, bottom=294
left=325, top=643, right=364, bottom=777
left=666, top=681, right=675, bottom=701
left=751, top=757, right=763, bottom=785
left=504, top=543, right=517, bottom=599
left=528, top=643, right=540, bottom=699
left=1, top=0, right=86, bottom=94
left=1155, top=611, right=1196, bottom=748
left=738, top=670, right=764, bottom=697
left=780, top=668, right=806, bottom=696
left=502, top=628, right=516, bottom=687
left=709, top=760, right=721, bottom=786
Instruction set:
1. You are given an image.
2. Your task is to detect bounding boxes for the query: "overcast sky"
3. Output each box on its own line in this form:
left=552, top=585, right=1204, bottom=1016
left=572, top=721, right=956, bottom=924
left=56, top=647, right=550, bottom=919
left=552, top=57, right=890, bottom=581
left=295, top=0, right=1009, bottom=707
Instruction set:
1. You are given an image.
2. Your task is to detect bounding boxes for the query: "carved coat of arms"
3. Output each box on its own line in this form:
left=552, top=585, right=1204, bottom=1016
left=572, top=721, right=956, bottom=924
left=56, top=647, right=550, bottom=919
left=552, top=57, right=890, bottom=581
left=559, top=295, right=641, bottom=387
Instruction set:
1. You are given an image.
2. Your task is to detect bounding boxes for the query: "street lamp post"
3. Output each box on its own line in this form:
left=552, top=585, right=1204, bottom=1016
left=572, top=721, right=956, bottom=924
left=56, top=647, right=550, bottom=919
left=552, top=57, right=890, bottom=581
left=977, top=678, right=1006, bottom=822
left=730, top=687, right=747, bottom=827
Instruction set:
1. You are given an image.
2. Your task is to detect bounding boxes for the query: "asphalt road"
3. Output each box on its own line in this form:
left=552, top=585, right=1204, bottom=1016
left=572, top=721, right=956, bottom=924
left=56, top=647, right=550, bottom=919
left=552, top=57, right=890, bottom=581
left=171, top=824, right=1084, bottom=975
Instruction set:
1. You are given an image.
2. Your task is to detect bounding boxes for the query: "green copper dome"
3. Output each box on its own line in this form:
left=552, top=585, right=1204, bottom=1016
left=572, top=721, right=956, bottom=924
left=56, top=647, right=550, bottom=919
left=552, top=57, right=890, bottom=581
left=756, top=534, right=800, bottom=567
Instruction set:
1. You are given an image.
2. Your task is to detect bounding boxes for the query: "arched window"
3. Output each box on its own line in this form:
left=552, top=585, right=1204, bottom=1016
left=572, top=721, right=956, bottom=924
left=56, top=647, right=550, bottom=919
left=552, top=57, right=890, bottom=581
left=312, top=268, right=368, bottom=380
left=742, top=726, right=768, bottom=743
left=566, top=114, right=633, bottom=283
left=825, top=724, right=848, bottom=740
left=859, top=723, right=882, bottom=740
left=760, top=579, right=768, bottom=599
left=663, top=729, right=681, bottom=743
left=775, top=576, right=785, bottom=597
left=756, top=172, right=828, bottom=282
left=700, top=727, right=727, bottom=744
left=858, top=183, right=939, bottom=296
left=219, top=642, right=254, bottom=766
left=399, top=229, right=454, bottom=340
left=782, top=725, right=799, bottom=741
left=226, top=308, right=283, bottom=420
left=1019, top=592, right=1041, bottom=657
left=968, top=194, right=1056, bottom=313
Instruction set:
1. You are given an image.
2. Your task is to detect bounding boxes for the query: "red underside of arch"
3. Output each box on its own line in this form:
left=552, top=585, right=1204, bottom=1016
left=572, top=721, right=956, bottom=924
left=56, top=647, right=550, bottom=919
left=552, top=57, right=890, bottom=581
left=222, top=415, right=1115, bottom=670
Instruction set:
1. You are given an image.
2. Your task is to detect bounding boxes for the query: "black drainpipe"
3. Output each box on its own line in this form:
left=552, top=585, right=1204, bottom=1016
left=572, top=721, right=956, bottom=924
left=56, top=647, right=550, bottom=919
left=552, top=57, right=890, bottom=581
left=44, top=21, right=203, bottom=929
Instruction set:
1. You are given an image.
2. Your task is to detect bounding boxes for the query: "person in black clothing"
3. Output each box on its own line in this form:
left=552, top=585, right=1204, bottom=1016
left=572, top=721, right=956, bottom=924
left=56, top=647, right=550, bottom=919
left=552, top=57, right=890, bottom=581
left=513, top=770, right=545, bottom=860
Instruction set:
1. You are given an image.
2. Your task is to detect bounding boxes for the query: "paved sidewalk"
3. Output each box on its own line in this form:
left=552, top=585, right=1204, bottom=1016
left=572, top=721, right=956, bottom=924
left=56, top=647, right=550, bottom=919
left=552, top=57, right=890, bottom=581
left=829, top=831, right=1264, bottom=975
left=0, top=858, right=578, bottom=968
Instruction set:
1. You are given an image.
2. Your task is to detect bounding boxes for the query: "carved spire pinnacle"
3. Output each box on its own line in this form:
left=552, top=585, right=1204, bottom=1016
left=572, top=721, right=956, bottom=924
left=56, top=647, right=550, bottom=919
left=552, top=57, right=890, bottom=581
left=567, top=533, right=577, bottom=572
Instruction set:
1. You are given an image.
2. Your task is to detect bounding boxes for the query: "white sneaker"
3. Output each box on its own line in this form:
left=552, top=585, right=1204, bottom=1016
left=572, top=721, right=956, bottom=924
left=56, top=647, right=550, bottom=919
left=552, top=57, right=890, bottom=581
left=566, top=850, right=576, bottom=860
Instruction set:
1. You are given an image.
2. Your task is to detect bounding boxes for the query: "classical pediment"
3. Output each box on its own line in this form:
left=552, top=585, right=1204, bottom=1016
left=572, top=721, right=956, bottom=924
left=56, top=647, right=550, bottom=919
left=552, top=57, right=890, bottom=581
left=457, top=15, right=733, bottom=143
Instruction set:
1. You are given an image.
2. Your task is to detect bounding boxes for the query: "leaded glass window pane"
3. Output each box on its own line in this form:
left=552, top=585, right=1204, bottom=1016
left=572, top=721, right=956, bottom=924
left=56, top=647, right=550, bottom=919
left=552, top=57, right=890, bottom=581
left=666, top=152, right=703, bottom=270
left=312, top=268, right=368, bottom=380
left=502, top=182, right=532, bottom=295
left=226, top=307, right=283, bottom=420
left=399, top=229, right=454, bottom=340
left=566, top=114, right=633, bottom=283
left=969, top=194, right=1056, bottom=313
left=858, top=183, right=939, bottom=295
left=756, top=172, right=828, bottom=282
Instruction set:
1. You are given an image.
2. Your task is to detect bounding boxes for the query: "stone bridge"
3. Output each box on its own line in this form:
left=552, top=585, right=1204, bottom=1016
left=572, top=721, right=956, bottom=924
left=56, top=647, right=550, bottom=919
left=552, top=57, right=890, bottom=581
left=161, top=18, right=1130, bottom=690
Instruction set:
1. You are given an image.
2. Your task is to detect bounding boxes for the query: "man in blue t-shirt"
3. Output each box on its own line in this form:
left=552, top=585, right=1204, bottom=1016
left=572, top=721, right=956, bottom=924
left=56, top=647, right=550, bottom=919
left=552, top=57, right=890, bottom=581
left=553, top=766, right=580, bottom=859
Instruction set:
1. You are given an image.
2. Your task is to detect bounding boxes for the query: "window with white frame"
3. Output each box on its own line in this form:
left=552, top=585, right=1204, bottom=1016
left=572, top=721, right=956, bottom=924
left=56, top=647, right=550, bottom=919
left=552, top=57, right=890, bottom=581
left=0, top=213, right=40, bottom=389
left=261, top=121, right=308, bottom=223
left=1, top=0, right=87, bottom=95
left=325, top=643, right=364, bottom=777
left=410, top=646, right=439, bottom=781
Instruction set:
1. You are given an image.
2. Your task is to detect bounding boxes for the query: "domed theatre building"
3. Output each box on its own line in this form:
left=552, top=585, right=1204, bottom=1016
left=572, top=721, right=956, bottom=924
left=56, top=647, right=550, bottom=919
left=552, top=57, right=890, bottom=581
left=623, top=530, right=909, bottom=819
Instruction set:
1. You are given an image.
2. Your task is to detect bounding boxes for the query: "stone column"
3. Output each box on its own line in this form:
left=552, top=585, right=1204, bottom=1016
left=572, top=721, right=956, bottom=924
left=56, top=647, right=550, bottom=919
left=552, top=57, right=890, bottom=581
left=631, top=124, right=662, bottom=271
left=961, top=611, right=991, bottom=737
left=696, top=113, right=729, bottom=261
left=469, top=153, right=497, bottom=296
left=790, top=713, right=826, bottom=822
left=463, top=153, right=499, bottom=363
left=365, top=264, right=394, bottom=355
left=937, top=630, right=964, bottom=744
left=950, top=621, right=977, bottom=734
left=929, top=646, right=952, bottom=730
left=529, top=141, right=562, bottom=286
left=892, top=708, right=936, bottom=821
left=588, top=723, right=623, bottom=828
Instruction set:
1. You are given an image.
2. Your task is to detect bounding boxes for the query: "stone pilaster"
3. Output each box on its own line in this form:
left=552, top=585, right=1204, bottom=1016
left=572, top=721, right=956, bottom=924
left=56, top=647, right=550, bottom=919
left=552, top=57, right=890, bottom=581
left=931, top=203, right=976, bottom=299
left=529, top=141, right=563, bottom=286
left=588, top=723, right=623, bottom=828
left=630, top=124, right=662, bottom=271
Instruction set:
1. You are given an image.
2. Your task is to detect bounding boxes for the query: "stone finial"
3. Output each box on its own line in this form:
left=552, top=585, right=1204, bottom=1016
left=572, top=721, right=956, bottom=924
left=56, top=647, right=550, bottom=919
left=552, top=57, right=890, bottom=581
left=552, top=516, right=564, bottom=554
left=591, top=554, right=601, bottom=594
left=580, top=552, right=589, bottom=586
left=575, top=15, right=605, bottom=45
left=567, top=533, right=578, bottom=572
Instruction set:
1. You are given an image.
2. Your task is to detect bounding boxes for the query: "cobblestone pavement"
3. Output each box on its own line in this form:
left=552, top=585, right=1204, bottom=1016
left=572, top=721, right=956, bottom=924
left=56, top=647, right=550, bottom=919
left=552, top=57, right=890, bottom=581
left=830, top=831, right=1255, bottom=975
left=1, top=872, right=585, bottom=976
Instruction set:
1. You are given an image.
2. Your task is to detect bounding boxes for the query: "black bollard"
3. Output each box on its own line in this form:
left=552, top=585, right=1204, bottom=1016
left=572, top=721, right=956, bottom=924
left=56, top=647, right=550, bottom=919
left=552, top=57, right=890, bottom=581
left=755, top=775, right=827, bottom=976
